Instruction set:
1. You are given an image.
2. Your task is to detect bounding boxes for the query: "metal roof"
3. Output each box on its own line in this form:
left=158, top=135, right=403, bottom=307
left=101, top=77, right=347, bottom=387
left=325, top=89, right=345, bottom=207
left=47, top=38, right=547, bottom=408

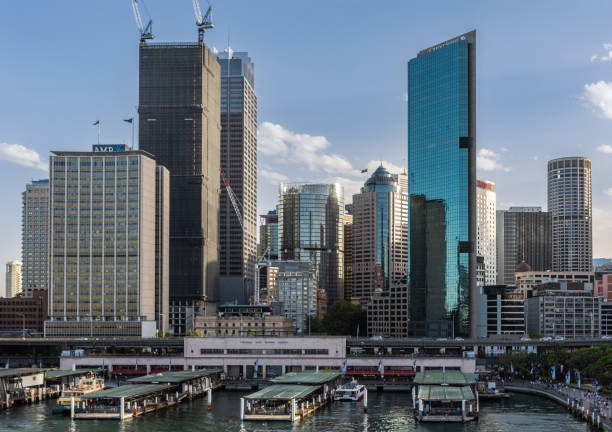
left=128, top=368, right=222, bottom=384
left=271, top=371, right=343, bottom=385
left=413, top=370, right=476, bottom=385
left=0, top=368, right=47, bottom=378
left=45, top=369, right=96, bottom=380
left=85, top=384, right=171, bottom=399
left=244, top=385, right=319, bottom=401
left=417, top=385, right=475, bottom=401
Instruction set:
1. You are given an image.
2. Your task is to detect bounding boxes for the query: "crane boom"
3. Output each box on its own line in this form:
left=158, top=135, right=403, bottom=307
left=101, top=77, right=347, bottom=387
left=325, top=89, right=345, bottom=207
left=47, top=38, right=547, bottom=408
left=220, top=169, right=244, bottom=232
left=131, top=0, right=154, bottom=43
left=192, top=0, right=214, bottom=44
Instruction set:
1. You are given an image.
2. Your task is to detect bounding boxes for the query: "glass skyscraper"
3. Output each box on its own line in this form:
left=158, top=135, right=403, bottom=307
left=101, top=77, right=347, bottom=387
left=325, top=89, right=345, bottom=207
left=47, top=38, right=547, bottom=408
left=407, top=31, right=477, bottom=337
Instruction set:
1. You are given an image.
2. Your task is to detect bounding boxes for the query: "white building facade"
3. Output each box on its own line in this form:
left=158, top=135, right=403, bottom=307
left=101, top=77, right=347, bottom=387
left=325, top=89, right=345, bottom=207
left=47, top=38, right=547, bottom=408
left=477, top=180, right=496, bottom=286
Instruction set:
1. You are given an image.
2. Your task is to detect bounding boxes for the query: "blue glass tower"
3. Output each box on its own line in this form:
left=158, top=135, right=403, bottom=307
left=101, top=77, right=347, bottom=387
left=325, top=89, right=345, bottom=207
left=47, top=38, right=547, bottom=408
left=407, top=31, right=476, bottom=337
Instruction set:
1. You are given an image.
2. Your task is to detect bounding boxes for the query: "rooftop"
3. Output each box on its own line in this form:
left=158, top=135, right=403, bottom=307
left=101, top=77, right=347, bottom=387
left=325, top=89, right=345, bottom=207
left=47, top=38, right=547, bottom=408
left=85, top=383, right=171, bottom=399
left=244, top=384, right=319, bottom=401
left=413, top=370, right=476, bottom=386
left=128, top=369, right=222, bottom=384
left=418, top=385, right=475, bottom=401
left=45, top=369, right=96, bottom=380
left=0, top=368, right=47, bottom=378
left=271, top=371, right=343, bottom=385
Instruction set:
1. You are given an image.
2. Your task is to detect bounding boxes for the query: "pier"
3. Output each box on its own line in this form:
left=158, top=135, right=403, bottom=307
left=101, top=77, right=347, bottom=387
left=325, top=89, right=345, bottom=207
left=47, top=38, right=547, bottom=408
left=240, top=370, right=343, bottom=422
left=0, top=368, right=48, bottom=408
left=72, top=368, right=222, bottom=420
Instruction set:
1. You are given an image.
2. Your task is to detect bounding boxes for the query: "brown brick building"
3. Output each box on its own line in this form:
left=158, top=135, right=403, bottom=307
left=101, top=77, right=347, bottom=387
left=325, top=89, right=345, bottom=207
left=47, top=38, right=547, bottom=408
left=0, top=289, right=48, bottom=334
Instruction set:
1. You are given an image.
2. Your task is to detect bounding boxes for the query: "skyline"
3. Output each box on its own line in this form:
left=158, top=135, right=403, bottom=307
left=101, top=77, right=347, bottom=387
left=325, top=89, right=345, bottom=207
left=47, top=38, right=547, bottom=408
left=2, top=1, right=612, bottom=294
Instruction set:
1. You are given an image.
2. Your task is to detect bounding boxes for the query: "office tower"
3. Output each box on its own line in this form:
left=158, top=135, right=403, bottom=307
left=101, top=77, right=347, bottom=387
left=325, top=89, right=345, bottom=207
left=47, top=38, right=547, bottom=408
left=273, top=261, right=320, bottom=334
left=515, top=270, right=593, bottom=298
left=5, top=261, right=22, bottom=298
left=548, top=157, right=592, bottom=272
left=138, top=37, right=221, bottom=314
left=44, top=147, right=169, bottom=337
left=407, top=31, right=477, bottom=337
left=278, top=183, right=344, bottom=307
left=476, top=180, right=496, bottom=286
left=343, top=213, right=353, bottom=301
left=217, top=51, right=258, bottom=303
left=496, top=207, right=552, bottom=285
left=259, top=210, right=279, bottom=260
left=21, top=179, right=49, bottom=296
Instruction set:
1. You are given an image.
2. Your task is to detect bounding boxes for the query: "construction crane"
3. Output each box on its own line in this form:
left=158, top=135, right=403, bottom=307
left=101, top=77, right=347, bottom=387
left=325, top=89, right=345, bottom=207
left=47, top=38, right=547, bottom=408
left=219, top=168, right=244, bottom=232
left=192, top=0, right=214, bottom=44
left=131, top=0, right=154, bottom=44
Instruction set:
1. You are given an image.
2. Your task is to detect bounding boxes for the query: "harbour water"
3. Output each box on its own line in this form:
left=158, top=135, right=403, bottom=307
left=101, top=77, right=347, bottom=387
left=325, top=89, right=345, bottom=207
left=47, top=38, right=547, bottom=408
left=0, top=391, right=588, bottom=431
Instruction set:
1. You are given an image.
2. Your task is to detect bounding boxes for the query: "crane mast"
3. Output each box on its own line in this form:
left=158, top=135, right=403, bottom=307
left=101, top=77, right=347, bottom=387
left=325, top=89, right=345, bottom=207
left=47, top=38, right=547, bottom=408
left=131, top=0, right=154, bottom=44
left=192, top=0, right=214, bottom=44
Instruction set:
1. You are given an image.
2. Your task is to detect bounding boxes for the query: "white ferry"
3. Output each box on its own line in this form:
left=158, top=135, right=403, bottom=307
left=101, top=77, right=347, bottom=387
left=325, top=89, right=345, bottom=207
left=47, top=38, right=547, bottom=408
left=334, top=380, right=366, bottom=402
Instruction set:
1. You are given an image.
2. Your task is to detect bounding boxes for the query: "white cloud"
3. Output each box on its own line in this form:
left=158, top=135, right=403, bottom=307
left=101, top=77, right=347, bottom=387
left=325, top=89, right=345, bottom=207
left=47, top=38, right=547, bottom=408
left=590, top=43, right=612, bottom=62
left=477, top=148, right=511, bottom=172
left=259, top=169, right=288, bottom=185
left=583, top=81, right=612, bottom=119
left=597, top=144, right=612, bottom=154
left=530, top=155, right=539, bottom=161
left=606, top=188, right=612, bottom=197
left=365, top=160, right=404, bottom=174
left=0, top=142, right=47, bottom=171
left=593, top=207, right=612, bottom=257
left=327, top=176, right=365, bottom=201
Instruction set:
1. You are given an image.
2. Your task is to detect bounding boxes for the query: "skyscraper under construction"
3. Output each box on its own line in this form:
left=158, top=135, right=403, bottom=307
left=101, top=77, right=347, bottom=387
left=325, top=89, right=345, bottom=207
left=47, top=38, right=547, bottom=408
left=138, top=33, right=221, bottom=320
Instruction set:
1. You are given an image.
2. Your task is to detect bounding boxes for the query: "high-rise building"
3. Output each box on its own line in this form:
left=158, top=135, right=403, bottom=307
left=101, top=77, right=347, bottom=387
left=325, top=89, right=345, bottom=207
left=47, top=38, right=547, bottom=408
left=476, top=285, right=525, bottom=336
left=44, top=147, right=169, bottom=337
left=343, top=213, right=353, bottom=301
left=514, top=270, right=593, bottom=298
left=5, top=260, right=22, bottom=298
left=21, top=179, right=49, bottom=296
left=259, top=210, right=279, bottom=260
left=476, top=180, right=496, bottom=286
left=278, top=183, right=344, bottom=307
left=353, top=167, right=409, bottom=336
left=407, top=31, right=477, bottom=337
left=548, top=157, right=592, bottom=272
left=496, top=207, right=552, bottom=285
left=273, top=261, right=320, bottom=334
left=217, top=51, right=257, bottom=303
left=138, top=37, right=221, bottom=314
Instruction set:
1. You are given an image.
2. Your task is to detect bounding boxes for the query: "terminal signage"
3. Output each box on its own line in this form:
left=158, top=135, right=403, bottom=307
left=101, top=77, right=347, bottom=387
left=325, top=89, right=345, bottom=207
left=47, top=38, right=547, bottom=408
left=92, top=144, right=126, bottom=153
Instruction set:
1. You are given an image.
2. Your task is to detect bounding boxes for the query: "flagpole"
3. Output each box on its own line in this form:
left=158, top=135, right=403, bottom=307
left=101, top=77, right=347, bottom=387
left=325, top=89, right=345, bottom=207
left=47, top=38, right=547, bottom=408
left=98, top=121, right=101, bottom=145
left=132, top=120, right=134, bottom=149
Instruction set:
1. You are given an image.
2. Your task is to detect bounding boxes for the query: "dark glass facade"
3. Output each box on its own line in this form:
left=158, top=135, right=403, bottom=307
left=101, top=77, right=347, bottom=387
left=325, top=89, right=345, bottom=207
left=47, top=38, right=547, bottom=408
left=407, top=31, right=476, bottom=337
left=278, top=183, right=344, bottom=308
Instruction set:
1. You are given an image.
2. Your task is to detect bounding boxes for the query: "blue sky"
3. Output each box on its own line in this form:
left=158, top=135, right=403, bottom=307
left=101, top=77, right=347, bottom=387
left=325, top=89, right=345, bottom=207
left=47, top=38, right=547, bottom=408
left=1, top=1, right=612, bottom=292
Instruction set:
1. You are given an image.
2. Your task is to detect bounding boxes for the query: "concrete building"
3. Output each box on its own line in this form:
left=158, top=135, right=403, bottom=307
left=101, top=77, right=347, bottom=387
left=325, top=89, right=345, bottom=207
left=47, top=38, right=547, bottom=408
left=594, top=262, right=612, bottom=301
left=194, top=304, right=294, bottom=337
left=138, top=36, right=221, bottom=323
left=496, top=207, right=552, bottom=285
left=525, top=282, right=601, bottom=338
left=5, top=261, right=22, bottom=298
left=476, top=180, right=496, bottom=286
left=44, top=147, right=169, bottom=337
left=407, top=31, right=477, bottom=337
left=548, top=157, right=592, bottom=272
left=21, top=179, right=49, bottom=295
left=259, top=210, right=279, bottom=260
left=602, top=301, right=612, bottom=337
left=515, top=270, right=593, bottom=298
left=217, top=51, right=258, bottom=304
left=0, top=289, right=47, bottom=334
left=343, top=213, right=353, bottom=301
left=478, top=285, right=524, bottom=336
left=278, top=183, right=344, bottom=308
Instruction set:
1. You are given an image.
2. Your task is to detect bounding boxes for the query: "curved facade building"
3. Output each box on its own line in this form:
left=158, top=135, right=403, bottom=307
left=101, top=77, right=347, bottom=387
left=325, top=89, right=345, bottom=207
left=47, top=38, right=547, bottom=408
left=547, top=157, right=592, bottom=272
left=278, top=183, right=344, bottom=308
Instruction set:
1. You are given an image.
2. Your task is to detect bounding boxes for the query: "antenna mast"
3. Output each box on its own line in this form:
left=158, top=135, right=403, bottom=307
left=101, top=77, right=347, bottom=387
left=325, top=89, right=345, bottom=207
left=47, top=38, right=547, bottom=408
left=192, top=0, right=214, bottom=45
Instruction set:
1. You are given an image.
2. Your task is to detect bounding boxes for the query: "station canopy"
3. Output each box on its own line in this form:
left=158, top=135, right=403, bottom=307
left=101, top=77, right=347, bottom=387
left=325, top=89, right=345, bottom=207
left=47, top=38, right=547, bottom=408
left=413, top=370, right=476, bottom=385
left=244, top=384, right=319, bottom=401
left=85, top=384, right=171, bottom=400
left=128, top=369, right=222, bottom=384
left=45, top=369, right=96, bottom=380
left=271, top=371, right=343, bottom=385
left=418, top=385, right=475, bottom=401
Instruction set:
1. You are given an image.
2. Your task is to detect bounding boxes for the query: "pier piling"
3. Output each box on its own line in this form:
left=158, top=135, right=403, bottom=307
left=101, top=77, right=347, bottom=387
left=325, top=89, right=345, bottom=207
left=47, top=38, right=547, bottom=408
left=363, top=389, right=368, bottom=412
left=70, top=397, right=75, bottom=419
left=207, top=389, right=212, bottom=408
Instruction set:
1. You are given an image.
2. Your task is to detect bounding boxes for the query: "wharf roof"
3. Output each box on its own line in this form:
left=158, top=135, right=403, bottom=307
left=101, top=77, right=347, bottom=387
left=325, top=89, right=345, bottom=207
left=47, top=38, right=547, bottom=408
left=244, top=385, right=319, bottom=401
left=418, top=385, right=475, bottom=401
left=271, top=371, right=343, bottom=385
left=45, top=369, right=96, bottom=380
left=0, top=368, right=48, bottom=378
left=85, top=384, right=171, bottom=399
left=128, top=369, right=222, bottom=384
left=413, top=370, right=476, bottom=386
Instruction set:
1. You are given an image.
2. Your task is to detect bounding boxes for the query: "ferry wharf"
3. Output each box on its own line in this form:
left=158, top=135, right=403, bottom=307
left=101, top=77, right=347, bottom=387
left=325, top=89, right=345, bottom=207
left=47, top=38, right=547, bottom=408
left=240, top=370, right=343, bottom=422
left=72, top=368, right=222, bottom=420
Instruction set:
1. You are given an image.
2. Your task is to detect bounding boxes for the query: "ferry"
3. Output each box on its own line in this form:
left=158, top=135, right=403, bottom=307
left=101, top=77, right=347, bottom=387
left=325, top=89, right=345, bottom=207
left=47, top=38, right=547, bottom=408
left=334, top=380, right=366, bottom=402
left=52, top=372, right=104, bottom=415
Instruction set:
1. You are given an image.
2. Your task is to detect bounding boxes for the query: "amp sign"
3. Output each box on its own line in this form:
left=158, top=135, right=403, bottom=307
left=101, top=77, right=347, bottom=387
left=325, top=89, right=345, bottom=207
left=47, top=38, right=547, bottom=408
left=92, top=144, right=127, bottom=153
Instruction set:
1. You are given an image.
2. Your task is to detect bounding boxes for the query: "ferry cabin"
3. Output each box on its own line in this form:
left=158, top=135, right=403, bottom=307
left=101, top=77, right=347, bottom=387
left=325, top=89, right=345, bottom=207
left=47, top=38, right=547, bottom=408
left=414, top=385, right=477, bottom=422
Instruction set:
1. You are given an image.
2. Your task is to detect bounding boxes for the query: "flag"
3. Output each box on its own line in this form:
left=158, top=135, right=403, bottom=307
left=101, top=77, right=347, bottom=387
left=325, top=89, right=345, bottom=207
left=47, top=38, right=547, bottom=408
left=510, top=362, right=514, bottom=374
left=551, top=365, right=556, bottom=380
left=342, top=360, right=347, bottom=373
left=39, top=360, right=42, bottom=369
left=560, top=364, right=564, bottom=374
left=566, top=370, right=570, bottom=385
left=93, top=120, right=100, bottom=125
left=254, top=359, right=258, bottom=378
left=4, top=359, right=8, bottom=369
left=413, top=359, right=417, bottom=372
left=530, top=362, right=534, bottom=375
left=168, top=359, right=171, bottom=371
left=378, top=360, right=383, bottom=375
left=594, top=379, right=599, bottom=396
left=361, top=168, right=368, bottom=173
left=135, top=359, right=138, bottom=371
left=123, top=118, right=134, bottom=124
left=577, top=371, right=581, bottom=389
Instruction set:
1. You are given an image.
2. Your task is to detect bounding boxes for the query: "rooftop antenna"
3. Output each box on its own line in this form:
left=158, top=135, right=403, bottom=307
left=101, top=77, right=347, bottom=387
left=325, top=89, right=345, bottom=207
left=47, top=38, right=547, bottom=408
left=192, top=0, right=214, bottom=45
left=131, top=0, right=154, bottom=44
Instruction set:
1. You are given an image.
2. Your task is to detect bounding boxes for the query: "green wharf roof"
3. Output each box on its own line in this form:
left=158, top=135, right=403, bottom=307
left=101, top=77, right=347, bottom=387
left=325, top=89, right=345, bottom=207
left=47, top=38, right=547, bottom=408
left=413, top=370, right=476, bottom=385
left=85, top=384, right=172, bottom=399
left=45, top=369, right=96, bottom=380
left=128, top=368, right=223, bottom=384
left=417, top=385, right=475, bottom=401
left=244, top=385, right=319, bottom=401
left=271, top=371, right=343, bottom=385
